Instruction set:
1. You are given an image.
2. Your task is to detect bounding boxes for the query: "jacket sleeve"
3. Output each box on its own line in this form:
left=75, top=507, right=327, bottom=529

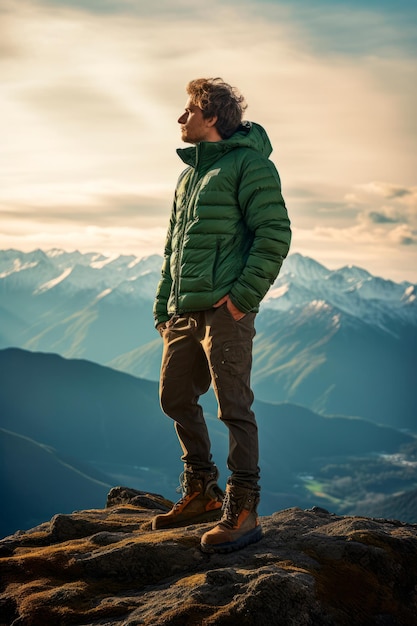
left=153, top=203, right=176, bottom=327
left=230, top=155, right=291, bottom=312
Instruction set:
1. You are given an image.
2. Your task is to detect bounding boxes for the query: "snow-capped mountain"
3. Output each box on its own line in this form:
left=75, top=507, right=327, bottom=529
left=263, top=253, right=416, bottom=330
left=1, top=248, right=415, bottom=324
left=0, top=248, right=162, bottom=298
left=0, top=248, right=415, bottom=428
left=0, top=249, right=163, bottom=363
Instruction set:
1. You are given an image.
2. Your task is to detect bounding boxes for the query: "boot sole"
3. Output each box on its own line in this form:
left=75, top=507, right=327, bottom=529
left=152, top=507, right=222, bottom=531
left=200, top=524, right=263, bottom=554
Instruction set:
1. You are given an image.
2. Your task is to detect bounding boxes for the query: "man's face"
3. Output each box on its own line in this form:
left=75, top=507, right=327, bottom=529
left=178, top=97, right=212, bottom=144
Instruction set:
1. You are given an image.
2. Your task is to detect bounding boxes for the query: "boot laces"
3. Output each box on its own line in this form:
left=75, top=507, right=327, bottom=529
left=176, top=471, right=188, bottom=497
left=220, top=489, right=246, bottom=529
left=174, top=468, right=221, bottom=503
left=221, top=484, right=259, bottom=529
left=172, top=471, right=193, bottom=507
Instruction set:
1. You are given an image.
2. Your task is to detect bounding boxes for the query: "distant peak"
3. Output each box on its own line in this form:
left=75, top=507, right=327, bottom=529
left=45, top=249, right=66, bottom=258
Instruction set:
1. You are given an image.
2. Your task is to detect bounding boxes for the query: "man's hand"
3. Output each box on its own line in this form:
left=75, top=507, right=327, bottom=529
left=213, top=294, right=246, bottom=321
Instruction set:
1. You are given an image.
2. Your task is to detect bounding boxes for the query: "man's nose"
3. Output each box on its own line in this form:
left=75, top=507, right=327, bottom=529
left=178, top=112, right=187, bottom=124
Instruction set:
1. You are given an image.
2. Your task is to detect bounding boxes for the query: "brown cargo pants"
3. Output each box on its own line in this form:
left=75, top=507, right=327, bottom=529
left=159, top=303, right=260, bottom=486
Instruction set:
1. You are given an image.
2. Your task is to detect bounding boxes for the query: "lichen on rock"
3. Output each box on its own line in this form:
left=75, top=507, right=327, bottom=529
left=1, top=488, right=416, bottom=625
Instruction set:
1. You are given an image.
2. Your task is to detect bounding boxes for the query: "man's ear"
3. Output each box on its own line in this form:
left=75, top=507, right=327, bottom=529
left=205, top=115, right=218, bottom=128
left=204, top=115, right=222, bottom=141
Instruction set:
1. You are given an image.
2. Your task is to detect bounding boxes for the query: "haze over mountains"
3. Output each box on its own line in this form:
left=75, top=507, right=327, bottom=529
left=1, top=248, right=415, bottom=427
left=1, top=248, right=416, bottom=537
left=1, top=347, right=416, bottom=539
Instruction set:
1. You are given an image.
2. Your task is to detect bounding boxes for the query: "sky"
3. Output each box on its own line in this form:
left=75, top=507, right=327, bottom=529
left=1, top=0, right=416, bottom=282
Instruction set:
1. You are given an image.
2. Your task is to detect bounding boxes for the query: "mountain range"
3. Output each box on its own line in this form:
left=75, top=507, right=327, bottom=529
left=0, top=248, right=415, bottom=428
left=1, top=347, right=416, bottom=538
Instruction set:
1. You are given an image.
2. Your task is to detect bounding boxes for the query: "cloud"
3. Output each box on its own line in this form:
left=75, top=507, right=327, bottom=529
left=0, top=180, right=172, bottom=225
left=290, top=179, right=417, bottom=281
left=387, top=224, right=416, bottom=246
left=43, top=0, right=416, bottom=60
left=368, top=212, right=401, bottom=225
left=356, top=182, right=413, bottom=200
left=1, top=0, right=416, bottom=281
left=292, top=220, right=417, bottom=282
left=5, top=2, right=415, bottom=191
left=34, top=0, right=207, bottom=18
left=353, top=183, right=416, bottom=241
left=0, top=222, right=168, bottom=259
left=347, top=182, right=417, bottom=225
left=309, top=221, right=417, bottom=247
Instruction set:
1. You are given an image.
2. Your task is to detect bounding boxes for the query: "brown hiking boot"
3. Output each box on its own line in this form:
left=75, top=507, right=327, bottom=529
left=151, top=467, right=223, bottom=530
left=200, top=480, right=262, bottom=553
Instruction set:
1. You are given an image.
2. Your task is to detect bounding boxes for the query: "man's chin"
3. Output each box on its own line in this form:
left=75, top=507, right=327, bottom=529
left=181, top=134, right=195, bottom=145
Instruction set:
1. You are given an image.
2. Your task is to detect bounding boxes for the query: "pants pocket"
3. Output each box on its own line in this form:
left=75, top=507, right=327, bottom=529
left=221, top=341, right=251, bottom=376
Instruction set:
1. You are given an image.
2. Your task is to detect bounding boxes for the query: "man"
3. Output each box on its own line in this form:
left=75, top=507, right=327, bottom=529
left=152, top=78, right=291, bottom=553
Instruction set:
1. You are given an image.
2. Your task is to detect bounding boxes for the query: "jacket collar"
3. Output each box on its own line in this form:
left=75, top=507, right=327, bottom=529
left=176, top=121, right=273, bottom=170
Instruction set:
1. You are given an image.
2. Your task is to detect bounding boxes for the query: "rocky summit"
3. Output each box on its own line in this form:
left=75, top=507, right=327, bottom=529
left=1, top=488, right=417, bottom=626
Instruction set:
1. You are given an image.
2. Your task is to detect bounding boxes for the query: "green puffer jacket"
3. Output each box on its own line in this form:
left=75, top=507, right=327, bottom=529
left=154, top=121, right=291, bottom=326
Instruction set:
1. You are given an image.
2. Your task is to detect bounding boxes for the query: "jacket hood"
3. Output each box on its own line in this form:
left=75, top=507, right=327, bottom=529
left=177, top=121, right=273, bottom=168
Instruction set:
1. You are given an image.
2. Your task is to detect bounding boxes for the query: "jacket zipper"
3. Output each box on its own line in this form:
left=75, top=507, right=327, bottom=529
left=173, top=145, right=201, bottom=313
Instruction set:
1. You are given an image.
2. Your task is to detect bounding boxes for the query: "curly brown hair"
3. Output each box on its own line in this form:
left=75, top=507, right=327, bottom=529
left=186, top=77, right=247, bottom=139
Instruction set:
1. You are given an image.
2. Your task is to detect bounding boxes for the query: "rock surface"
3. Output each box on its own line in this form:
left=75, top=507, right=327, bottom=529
left=1, top=488, right=417, bottom=625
